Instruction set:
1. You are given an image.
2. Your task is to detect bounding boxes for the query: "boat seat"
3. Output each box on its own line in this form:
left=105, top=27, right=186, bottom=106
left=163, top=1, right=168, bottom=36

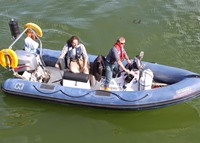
left=63, top=71, right=89, bottom=83
left=62, top=71, right=90, bottom=89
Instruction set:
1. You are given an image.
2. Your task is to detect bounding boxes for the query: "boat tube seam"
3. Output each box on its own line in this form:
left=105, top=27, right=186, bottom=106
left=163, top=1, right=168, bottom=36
left=2, top=88, right=200, bottom=110
left=33, top=85, right=149, bottom=102
left=186, top=74, right=200, bottom=78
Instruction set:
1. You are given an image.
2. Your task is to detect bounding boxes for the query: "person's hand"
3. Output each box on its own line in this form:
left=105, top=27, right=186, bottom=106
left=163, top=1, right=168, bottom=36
left=127, top=59, right=132, bottom=65
left=55, top=63, right=59, bottom=68
left=83, top=65, right=88, bottom=71
left=125, top=69, right=131, bottom=75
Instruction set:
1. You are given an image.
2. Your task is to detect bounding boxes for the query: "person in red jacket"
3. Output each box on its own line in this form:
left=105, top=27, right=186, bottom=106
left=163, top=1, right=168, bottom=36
left=104, top=37, right=131, bottom=90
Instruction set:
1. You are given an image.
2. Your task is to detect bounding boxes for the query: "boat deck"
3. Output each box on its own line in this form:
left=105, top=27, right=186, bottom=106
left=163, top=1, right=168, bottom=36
left=46, top=66, right=63, bottom=85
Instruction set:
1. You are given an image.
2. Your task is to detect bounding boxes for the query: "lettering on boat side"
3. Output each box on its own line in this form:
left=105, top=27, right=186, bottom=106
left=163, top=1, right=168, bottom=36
left=95, top=91, right=111, bottom=96
left=14, top=83, right=24, bottom=90
left=174, top=87, right=192, bottom=98
left=40, top=84, right=55, bottom=90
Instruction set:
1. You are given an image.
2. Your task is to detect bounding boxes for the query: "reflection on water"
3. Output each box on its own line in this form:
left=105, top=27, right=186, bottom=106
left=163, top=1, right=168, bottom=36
left=59, top=103, right=200, bottom=133
left=0, top=96, right=43, bottom=129
left=0, top=107, right=40, bottom=129
left=1, top=95, right=200, bottom=143
left=1, top=95, right=199, bottom=132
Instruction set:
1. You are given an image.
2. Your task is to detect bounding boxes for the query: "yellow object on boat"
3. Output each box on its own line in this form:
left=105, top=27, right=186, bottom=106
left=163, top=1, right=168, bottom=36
left=0, top=49, right=18, bottom=68
left=24, top=22, right=43, bottom=37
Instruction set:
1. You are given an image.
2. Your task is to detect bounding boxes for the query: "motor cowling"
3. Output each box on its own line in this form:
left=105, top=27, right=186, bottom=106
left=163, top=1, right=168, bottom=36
left=14, top=50, right=38, bottom=72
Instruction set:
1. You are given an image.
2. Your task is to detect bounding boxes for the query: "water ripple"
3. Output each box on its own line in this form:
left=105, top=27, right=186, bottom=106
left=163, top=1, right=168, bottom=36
left=0, top=107, right=42, bottom=129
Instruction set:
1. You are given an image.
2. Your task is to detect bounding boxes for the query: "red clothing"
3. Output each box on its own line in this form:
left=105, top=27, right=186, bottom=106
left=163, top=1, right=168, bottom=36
left=114, top=42, right=125, bottom=60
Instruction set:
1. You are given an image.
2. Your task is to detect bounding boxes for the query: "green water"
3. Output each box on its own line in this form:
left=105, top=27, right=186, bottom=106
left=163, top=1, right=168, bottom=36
left=1, top=0, right=200, bottom=143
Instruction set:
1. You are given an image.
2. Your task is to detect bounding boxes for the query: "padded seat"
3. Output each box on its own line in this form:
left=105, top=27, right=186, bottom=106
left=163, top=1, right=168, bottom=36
left=63, top=71, right=89, bottom=83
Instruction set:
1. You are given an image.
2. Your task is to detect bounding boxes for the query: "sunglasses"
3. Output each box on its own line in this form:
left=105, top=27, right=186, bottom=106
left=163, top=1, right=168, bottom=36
left=120, top=42, right=125, bottom=45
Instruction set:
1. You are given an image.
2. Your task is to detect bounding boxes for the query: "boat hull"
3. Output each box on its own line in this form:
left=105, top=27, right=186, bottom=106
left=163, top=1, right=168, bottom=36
left=2, top=76, right=200, bottom=110
left=2, top=49, right=200, bottom=110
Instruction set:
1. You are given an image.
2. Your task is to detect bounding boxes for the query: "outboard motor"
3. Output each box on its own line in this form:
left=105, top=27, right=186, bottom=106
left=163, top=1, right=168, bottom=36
left=8, top=18, right=20, bottom=39
left=14, top=50, right=38, bottom=72
left=14, top=50, right=50, bottom=83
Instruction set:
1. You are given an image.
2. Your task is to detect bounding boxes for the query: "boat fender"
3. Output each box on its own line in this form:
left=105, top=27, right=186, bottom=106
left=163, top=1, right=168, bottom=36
left=24, top=23, right=43, bottom=37
left=8, top=18, right=20, bottom=39
left=0, top=49, right=18, bottom=69
left=63, top=71, right=89, bottom=83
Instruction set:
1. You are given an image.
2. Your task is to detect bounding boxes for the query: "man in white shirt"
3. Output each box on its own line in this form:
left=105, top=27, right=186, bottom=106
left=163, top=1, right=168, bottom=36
left=24, top=29, right=39, bottom=54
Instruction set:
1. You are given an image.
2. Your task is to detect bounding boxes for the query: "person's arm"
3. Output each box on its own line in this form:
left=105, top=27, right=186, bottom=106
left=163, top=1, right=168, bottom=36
left=123, top=48, right=131, bottom=64
left=80, top=44, right=88, bottom=69
left=83, top=58, right=88, bottom=70
left=117, top=60, right=130, bottom=74
left=55, top=45, right=68, bottom=68
left=112, top=47, right=130, bottom=73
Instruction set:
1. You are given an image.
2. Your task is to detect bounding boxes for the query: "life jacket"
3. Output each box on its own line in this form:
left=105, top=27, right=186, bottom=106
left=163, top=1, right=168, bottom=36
left=67, top=45, right=83, bottom=61
left=65, top=44, right=83, bottom=68
left=114, top=42, right=125, bottom=61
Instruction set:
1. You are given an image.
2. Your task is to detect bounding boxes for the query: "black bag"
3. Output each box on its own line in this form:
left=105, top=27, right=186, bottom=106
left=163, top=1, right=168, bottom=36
left=92, top=55, right=105, bottom=81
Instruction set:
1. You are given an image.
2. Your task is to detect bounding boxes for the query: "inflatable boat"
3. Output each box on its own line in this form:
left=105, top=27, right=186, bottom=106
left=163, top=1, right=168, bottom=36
left=1, top=21, right=200, bottom=110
